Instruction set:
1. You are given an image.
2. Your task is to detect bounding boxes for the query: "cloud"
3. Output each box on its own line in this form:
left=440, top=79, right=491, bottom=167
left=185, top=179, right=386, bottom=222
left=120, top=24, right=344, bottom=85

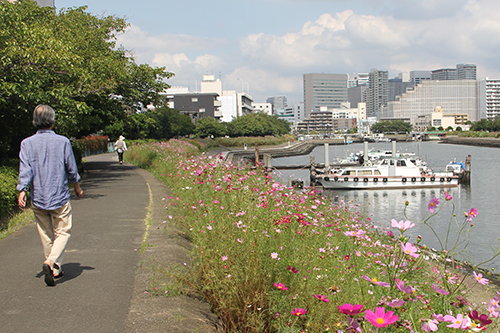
left=116, top=24, right=227, bottom=64
left=225, top=67, right=302, bottom=96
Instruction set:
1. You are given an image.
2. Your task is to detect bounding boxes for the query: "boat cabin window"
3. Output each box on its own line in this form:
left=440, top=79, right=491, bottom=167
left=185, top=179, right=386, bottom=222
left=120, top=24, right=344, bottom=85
left=374, top=170, right=381, bottom=175
left=381, top=160, right=395, bottom=166
left=358, top=170, right=372, bottom=176
left=397, top=160, right=407, bottom=167
left=343, top=170, right=355, bottom=175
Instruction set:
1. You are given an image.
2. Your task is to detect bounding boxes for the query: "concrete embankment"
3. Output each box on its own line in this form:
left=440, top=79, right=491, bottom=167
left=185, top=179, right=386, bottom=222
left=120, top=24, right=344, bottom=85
left=223, top=139, right=348, bottom=163
left=440, top=136, right=500, bottom=148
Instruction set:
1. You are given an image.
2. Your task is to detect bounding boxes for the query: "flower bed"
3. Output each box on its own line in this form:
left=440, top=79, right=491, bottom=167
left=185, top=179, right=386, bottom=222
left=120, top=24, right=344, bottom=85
left=128, top=140, right=500, bottom=332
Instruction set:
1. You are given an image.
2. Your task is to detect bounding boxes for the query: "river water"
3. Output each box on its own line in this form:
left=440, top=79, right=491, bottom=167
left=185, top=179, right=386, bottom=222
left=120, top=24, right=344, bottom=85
left=272, top=141, right=500, bottom=270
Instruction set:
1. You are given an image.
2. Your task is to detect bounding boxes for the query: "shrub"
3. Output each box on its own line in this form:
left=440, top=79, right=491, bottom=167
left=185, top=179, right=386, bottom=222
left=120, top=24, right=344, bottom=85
left=73, top=135, right=109, bottom=156
left=0, top=165, right=20, bottom=229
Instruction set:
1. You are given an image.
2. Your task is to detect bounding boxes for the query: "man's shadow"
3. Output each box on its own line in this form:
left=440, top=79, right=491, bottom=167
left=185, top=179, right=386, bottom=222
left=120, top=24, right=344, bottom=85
left=36, top=263, right=94, bottom=284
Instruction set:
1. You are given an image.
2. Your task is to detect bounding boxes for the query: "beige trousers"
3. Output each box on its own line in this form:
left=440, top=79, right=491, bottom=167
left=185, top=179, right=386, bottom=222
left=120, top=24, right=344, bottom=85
left=32, top=201, right=72, bottom=276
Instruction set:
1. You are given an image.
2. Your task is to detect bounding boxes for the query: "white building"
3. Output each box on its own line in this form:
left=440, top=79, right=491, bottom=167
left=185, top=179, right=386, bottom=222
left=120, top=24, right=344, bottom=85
left=252, top=102, right=273, bottom=115
left=479, top=78, right=500, bottom=120
left=199, top=75, right=254, bottom=122
left=380, top=80, right=479, bottom=124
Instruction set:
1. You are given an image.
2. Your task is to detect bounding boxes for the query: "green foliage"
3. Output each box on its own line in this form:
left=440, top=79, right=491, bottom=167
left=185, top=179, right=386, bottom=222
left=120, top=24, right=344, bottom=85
left=0, top=1, right=172, bottom=160
left=195, top=117, right=228, bottom=138
left=0, top=165, right=20, bottom=228
left=214, top=135, right=289, bottom=148
left=371, top=120, right=413, bottom=134
left=227, top=113, right=290, bottom=137
left=103, top=107, right=194, bottom=140
left=470, top=117, right=500, bottom=132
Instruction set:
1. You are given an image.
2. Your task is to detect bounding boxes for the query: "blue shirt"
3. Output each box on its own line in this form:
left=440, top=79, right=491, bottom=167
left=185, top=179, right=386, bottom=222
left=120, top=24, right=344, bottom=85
left=17, top=130, right=81, bottom=210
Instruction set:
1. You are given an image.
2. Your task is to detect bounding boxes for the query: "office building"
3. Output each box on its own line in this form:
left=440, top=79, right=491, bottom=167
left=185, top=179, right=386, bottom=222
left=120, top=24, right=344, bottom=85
left=479, top=78, right=500, bottom=119
left=266, top=96, right=287, bottom=114
left=431, top=64, right=477, bottom=81
left=303, top=73, right=348, bottom=118
left=380, top=80, right=479, bottom=124
left=410, top=70, right=432, bottom=87
left=388, top=78, right=412, bottom=102
left=365, top=69, right=388, bottom=117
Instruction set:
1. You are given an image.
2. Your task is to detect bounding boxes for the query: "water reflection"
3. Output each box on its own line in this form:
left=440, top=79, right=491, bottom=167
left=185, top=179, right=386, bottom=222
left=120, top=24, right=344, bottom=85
left=272, top=142, right=500, bottom=269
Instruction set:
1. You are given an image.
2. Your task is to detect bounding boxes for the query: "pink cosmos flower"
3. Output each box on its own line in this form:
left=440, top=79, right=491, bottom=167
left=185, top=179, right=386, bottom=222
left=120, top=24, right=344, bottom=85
left=487, top=304, right=499, bottom=318
left=473, top=271, right=489, bottom=285
left=386, top=298, right=406, bottom=308
left=401, top=242, right=420, bottom=258
left=428, top=197, right=440, bottom=213
left=338, top=303, right=364, bottom=315
left=361, top=275, right=390, bottom=287
left=221, top=255, right=228, bottom=261
left=292, top=308, right=307, bottom=316
left=395, top=278, right=413, bottom=296
left=365, top=307, right=399, bottom=328
left=443, top=313, right=468, bottom=329
left=271, top=252, right=279, bottom=260
left=465, top=208, right=478, bottom=222
left=391, top=219, right=415, bottom=232
left=286, top=265, right=299, bottom=273
left=273, top=282, right=288, bottom=290
left=444, top=192, right=453, bottom=201
left=313, top=294, right=330, bottom=302
left=431, top=284, right=449, bottom=295
left=421, top=318, right=439, bottom=332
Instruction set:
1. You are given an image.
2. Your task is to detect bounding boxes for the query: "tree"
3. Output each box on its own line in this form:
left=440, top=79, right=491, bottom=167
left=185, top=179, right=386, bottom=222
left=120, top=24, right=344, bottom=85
left=228, top=113, right=290, bottom=137
left=195, top=117, right=228, bottom=138
left=102, top=107, right=194, bottom=140
left=0, top=1, right=173, bottom=159
left=370, top=120, right=413, bottom=134
left=117, top=63, right=173, bottom=112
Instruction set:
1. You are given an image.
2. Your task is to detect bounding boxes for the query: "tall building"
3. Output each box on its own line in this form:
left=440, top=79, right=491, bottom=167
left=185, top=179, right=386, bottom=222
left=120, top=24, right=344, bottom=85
left=348, top=73, right=369, bottom=88
left=431, top=64, right=477, bottom=81
left=457, top=64, right=477, bottom=80
left=388, top=78, right=412, bottom=102
left=479, top=78, right=500, bottom=119
left=365, top=69, right=388, bottom=117
left=410, top=70, right=432, bottom=86
left=431, top=68, right=457, bottom=80
left=303, top=73, right=348, bottom=118
left=348, top=84, right=368, bottom=109
left=380, top=80, right=479, bottom=123
left=266, top=96, right=287, bottom=114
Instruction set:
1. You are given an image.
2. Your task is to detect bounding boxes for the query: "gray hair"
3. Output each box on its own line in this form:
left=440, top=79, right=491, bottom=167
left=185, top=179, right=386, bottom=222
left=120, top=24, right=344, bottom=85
left=33, top=105, right=55, bottom=129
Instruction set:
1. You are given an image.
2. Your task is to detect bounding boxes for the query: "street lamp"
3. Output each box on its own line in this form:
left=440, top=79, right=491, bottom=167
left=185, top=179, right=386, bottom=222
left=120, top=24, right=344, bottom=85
left=238, top=78, right=249, bottom=93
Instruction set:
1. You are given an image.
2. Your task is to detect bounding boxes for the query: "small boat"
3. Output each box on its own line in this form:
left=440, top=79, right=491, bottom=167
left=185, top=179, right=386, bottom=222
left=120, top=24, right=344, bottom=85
left=314, top=156, right=459, bottom=190
left=446, top=160, right=465, bottom=178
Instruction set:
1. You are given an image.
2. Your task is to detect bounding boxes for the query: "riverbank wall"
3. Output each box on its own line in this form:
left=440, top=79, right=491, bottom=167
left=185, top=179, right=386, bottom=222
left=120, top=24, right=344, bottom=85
left=440, top=136, right=500, bottom=148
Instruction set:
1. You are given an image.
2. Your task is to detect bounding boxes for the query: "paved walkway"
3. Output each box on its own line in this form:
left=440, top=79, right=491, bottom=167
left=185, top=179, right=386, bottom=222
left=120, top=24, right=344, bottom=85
left=0, top=153, right=219, bottom=333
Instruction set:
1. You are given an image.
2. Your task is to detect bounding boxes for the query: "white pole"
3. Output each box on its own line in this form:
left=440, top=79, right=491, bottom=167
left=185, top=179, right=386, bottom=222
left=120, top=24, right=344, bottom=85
left=324, top=143, right=329, bottom=168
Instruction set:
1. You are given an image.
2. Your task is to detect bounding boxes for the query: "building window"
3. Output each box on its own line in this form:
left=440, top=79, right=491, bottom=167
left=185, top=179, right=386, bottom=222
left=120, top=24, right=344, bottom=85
left=199, top=108, right=205, bottom=113
left=192, top=97, right=198, bottom=102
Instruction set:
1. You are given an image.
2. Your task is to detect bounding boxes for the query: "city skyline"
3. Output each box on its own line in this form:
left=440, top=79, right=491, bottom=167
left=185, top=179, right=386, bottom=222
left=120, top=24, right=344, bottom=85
left=59, top=0, right=500, bottom=103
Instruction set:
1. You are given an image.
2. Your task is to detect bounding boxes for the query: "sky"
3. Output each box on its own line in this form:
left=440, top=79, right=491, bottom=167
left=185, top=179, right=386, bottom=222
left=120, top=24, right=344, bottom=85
left=57, top=0, right=500, bottom=104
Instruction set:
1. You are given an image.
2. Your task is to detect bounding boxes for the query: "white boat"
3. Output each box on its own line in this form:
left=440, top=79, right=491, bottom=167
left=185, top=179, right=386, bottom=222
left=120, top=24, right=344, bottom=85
left=315, top=156, right=459, bottom=190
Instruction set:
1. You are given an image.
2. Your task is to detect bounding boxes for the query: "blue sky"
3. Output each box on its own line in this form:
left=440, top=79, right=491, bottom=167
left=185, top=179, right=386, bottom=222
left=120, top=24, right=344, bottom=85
left=57, top=0, right=500, bottom=104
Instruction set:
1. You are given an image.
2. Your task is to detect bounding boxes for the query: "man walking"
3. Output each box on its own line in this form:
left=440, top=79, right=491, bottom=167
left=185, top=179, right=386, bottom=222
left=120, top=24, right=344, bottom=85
left=17, top=105, right=83, bottom=286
